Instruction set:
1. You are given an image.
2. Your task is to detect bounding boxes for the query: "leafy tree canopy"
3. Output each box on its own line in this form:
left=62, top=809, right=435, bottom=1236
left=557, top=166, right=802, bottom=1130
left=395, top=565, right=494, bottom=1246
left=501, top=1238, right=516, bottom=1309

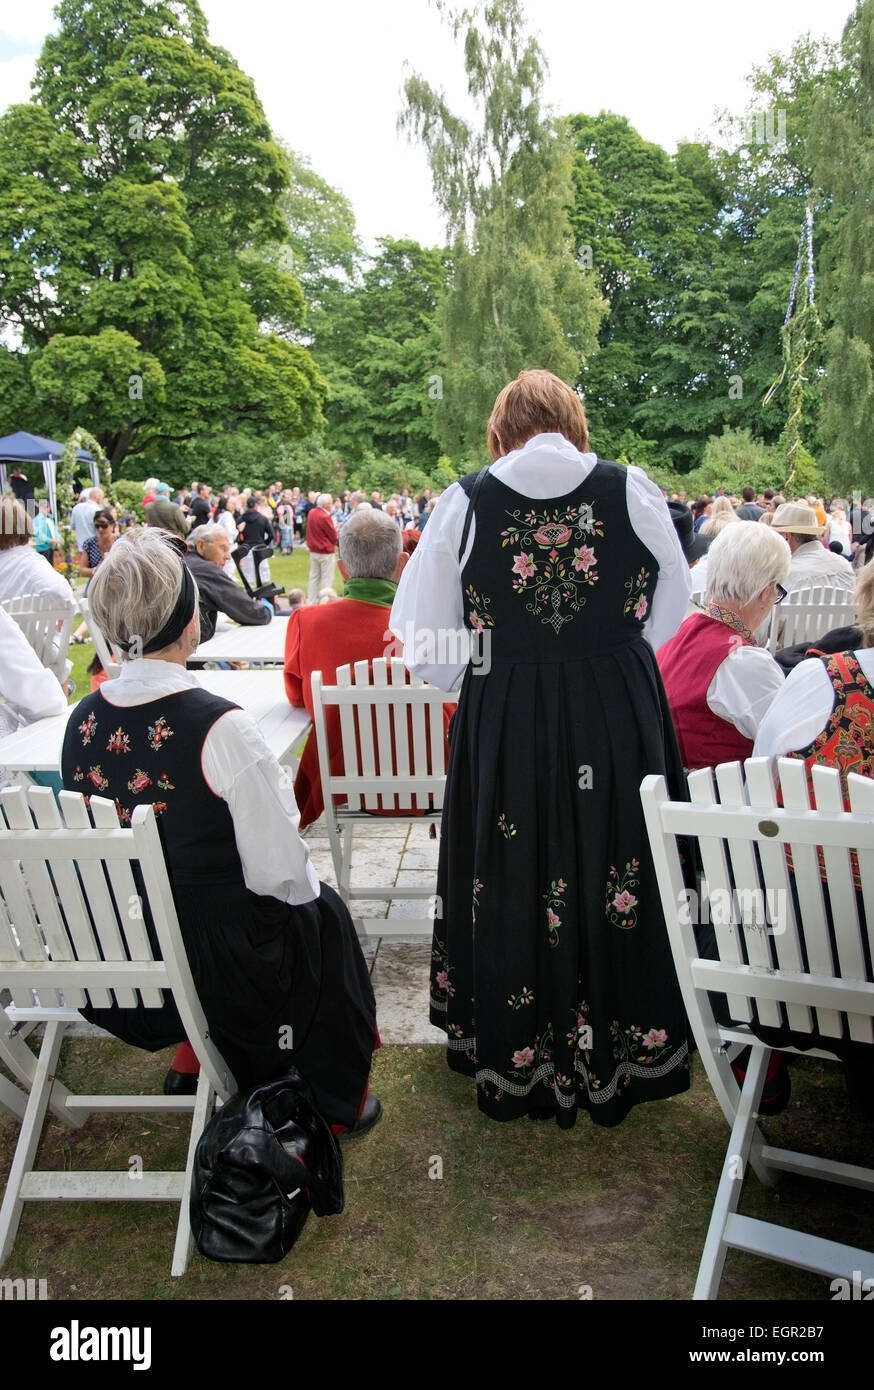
left=0, top=0, right=326, bottom=469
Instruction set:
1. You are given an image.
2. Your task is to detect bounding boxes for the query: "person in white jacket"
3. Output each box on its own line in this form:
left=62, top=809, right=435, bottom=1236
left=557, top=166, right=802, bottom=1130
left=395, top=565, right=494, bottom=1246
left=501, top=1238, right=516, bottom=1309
left=0, top=605, right=68, bottom=782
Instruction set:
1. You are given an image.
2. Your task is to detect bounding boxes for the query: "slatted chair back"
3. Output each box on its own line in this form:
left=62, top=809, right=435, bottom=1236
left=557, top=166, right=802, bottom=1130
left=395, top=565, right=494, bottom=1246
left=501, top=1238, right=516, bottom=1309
left=0, top=785, right=234, bottom=1274
left=1, top=592, right=74, bottom=683
left=640, top=757, right=874, bottom=1298
left=767, top=584, right=857, bottom=654
left=311, top=658, right=449, bottom=934
left=77, top=597, right=121, bottom=678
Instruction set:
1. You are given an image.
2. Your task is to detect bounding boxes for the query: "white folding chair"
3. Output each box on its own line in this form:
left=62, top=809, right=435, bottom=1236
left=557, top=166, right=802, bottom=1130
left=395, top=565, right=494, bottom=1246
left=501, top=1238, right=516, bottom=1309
left=311, top=658, right=449, bottom=935
left=0, top=785, right=235, bottom=1275
left=76, top=597, right=121, bottom=678
left=641, top=756, right=874, bottom=1299
left=768, top=585, right=857, bottom=654
left=1, top=593, right=75, bottom=683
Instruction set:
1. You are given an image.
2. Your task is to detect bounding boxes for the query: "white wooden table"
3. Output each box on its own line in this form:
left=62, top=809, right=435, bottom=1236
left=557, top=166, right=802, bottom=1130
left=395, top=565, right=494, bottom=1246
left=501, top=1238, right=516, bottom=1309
left=190, top=617, right=290, bottom=666
left=0, top=671, right=310, bottom=778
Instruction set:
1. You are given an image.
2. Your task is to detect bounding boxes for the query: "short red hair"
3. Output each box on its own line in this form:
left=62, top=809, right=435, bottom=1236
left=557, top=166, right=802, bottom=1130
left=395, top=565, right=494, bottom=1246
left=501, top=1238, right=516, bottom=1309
left=486, top=369, right=590, bottom=460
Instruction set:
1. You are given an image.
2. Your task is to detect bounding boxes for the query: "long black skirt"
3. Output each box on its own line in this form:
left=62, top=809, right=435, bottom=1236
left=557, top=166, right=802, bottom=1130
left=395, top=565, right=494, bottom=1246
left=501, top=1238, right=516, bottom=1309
left=80, top=879, right=376, bottom=1127
left=431, top=641, right=690, bottom=1128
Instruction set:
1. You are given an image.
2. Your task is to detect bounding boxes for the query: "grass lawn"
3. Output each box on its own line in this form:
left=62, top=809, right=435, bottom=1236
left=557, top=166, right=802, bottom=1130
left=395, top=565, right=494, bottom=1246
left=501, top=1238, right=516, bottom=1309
left=0, top=1041, right=871, bottom=1301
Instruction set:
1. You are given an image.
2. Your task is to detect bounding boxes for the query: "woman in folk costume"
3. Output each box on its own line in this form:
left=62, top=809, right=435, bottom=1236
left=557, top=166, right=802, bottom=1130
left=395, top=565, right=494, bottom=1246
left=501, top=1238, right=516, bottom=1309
left=390, top=370, right=692, bottom=1127
left=61, top=528, right=379, bottom=1137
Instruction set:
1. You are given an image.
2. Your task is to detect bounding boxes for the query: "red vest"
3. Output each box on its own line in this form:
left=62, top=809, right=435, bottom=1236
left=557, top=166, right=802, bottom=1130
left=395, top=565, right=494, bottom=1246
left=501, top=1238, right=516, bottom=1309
left=657, top=612, right=754, bottom=769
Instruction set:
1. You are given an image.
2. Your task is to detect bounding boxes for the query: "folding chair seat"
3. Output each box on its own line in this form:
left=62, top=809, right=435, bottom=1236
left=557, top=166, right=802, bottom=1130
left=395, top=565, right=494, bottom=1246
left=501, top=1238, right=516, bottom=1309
left=0, top=785, right=234, bottom=1275
left=641, top=756, right=874, bottom=1299
left=311, top=658, right=449, bottom=935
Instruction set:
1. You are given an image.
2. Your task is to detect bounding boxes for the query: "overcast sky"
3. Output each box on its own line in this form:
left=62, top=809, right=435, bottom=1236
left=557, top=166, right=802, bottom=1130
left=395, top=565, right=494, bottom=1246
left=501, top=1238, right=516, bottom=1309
left=0, top=0, right=853, bottom=250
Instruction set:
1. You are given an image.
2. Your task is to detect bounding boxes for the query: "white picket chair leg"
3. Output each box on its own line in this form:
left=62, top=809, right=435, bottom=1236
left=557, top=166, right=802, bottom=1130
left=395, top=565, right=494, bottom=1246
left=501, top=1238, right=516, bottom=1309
left=0, top=1022, right=83, bottom=1130
left=0, top=1072, right=26, bottom=1121
left=171, top=1070, right=216, bottom=1277
left=338, top=822, right=354, bottom=902
left=0, top=1021, right=65, bottom=1265
left=694, top=1045, right=771, bottom=1299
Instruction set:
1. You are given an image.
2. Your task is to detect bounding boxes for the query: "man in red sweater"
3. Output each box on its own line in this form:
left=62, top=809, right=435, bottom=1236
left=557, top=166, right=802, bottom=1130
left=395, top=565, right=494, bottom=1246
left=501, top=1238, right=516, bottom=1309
left=305, top=492, right=338, bottom=602
left=285, top=508, right=453, bottom=828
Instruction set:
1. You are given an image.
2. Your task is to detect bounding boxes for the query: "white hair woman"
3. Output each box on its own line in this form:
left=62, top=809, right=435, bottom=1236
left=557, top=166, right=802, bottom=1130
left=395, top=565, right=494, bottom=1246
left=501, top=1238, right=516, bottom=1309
left=657, top=521, right=791, bottom=769
left=60, top=528, right=379, bottom=1135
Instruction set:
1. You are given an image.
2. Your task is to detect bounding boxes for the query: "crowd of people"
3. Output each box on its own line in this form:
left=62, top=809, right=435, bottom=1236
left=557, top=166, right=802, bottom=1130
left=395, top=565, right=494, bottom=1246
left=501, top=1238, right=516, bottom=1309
left=2, top=374, right=873, bottom=1142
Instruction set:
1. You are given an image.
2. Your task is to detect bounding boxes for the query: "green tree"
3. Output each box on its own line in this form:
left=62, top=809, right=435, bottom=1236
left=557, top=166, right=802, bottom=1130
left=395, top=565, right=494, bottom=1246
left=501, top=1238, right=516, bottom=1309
left=810, top=1, right=874, bottom=493
left=401, top=0, right=605, bottom=455
left=313, top=237, right=448, bottom=471
left=277, top=146, right=362, bottom=316
left=0, top=0, right=325, bottom=469
left=568, top=114, right=723, bottom=465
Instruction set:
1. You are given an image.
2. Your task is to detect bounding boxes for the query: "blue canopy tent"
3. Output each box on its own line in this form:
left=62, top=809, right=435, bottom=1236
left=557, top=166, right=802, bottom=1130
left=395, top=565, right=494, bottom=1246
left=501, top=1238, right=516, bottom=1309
left=0, top=432, right=96, bottom=524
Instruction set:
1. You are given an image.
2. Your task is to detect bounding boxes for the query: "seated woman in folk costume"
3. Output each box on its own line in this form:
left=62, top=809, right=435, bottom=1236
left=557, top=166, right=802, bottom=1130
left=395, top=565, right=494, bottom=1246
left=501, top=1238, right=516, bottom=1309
left=61, top=527, right=380, bottom=1137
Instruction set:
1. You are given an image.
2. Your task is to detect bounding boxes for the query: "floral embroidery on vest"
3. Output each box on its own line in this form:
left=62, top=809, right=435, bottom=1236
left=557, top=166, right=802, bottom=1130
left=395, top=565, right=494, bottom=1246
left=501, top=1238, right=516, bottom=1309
left=106, top=727, right=131, bottom=756
left=500, top=503, right=605, bottom=634
left=127, top=769, right=152, bottom=794
left=623, top=568, right=651, bottom=620
left=147, top=717, right=174, bottom=751
left=465, top=586, right=494, bottom=633
left=78, top=712, right=97, bottom=746
left=85, top=766, right=109, bottom=792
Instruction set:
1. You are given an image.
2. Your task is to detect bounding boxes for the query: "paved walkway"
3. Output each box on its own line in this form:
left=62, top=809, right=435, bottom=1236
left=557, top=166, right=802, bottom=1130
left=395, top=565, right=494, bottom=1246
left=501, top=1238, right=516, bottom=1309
left=304, top=815, right=444, bottom=1047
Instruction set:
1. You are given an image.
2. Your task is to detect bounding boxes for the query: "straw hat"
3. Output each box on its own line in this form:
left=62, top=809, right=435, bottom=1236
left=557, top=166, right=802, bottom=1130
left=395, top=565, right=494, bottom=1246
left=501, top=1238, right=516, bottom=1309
left=770, top=502, right=823, bottom=536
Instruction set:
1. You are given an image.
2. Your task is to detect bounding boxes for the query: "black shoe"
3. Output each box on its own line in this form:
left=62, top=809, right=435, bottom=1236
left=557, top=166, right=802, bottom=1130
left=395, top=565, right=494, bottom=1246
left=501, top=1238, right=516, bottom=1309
left=162, top=1067, right=199, bottom=1096
left=338, top=1095, right=383, bottom=1141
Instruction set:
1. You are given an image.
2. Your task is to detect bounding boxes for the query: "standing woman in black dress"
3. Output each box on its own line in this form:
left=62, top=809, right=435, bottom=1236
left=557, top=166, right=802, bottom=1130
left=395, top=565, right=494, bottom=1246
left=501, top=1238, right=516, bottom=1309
left=390, top=370, right=692, bottom=1128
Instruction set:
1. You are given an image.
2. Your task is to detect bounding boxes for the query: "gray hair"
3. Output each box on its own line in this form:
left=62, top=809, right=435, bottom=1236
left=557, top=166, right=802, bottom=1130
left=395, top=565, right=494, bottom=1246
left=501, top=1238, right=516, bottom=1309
left=705, top=521, right=791, bottom=606
left=338, top=507, right=401, bottom=579
left=317, top=493, right=332, bottom=509
left=188, top=523, right=226, bottom=551
left=87, top=527, right=197, bottom=658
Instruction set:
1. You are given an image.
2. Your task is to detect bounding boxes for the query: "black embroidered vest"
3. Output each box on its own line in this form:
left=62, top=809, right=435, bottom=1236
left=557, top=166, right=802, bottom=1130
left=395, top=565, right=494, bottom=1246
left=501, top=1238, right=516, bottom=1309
left=61, top=687, right=243, bottom=886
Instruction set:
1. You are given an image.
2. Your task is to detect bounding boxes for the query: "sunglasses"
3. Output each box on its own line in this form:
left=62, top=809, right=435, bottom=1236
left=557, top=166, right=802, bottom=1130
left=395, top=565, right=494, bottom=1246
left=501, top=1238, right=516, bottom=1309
left=774, top=582, right=788, bottom=604
left=94, top=521, right=113, bottom=529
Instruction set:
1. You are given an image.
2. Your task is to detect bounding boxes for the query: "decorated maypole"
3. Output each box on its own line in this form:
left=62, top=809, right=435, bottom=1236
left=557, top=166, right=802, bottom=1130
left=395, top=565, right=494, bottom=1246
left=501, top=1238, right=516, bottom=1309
left=57, top=428, right=115, bottom=582
left=763, top=200, right=821, bottom=495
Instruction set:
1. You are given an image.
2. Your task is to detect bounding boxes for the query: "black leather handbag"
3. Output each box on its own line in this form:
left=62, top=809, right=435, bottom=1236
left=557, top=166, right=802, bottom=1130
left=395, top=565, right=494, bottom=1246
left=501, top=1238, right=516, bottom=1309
left=190, top=1068, right=344, bottom=1263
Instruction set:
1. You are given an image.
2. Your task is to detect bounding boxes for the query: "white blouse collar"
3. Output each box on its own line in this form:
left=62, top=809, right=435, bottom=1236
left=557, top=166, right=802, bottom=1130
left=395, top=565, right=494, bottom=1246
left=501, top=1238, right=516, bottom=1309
left=495, top=432, right=596, bottom=471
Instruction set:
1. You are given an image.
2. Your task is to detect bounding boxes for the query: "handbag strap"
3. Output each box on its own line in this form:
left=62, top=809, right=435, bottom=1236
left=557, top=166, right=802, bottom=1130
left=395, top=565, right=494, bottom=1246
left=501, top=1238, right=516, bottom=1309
left=457, top=465, right=491, bottom=563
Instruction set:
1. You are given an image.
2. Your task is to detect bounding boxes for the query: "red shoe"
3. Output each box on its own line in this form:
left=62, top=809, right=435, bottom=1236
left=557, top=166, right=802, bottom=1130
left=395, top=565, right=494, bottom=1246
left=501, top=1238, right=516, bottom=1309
left=730, top=1048, right=791, bottom=1116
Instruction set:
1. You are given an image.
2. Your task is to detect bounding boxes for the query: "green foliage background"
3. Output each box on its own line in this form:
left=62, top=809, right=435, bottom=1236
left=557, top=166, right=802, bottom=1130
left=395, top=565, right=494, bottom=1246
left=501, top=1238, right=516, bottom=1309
left=4, top=0, right=874, bottom=504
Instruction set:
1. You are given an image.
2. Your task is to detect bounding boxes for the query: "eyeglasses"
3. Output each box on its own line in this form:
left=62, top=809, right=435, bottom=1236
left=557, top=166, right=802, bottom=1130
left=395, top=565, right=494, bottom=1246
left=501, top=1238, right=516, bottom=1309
left=94, top=521, right=112, bottom=530
left=775, top=582, right=788, bottom=604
